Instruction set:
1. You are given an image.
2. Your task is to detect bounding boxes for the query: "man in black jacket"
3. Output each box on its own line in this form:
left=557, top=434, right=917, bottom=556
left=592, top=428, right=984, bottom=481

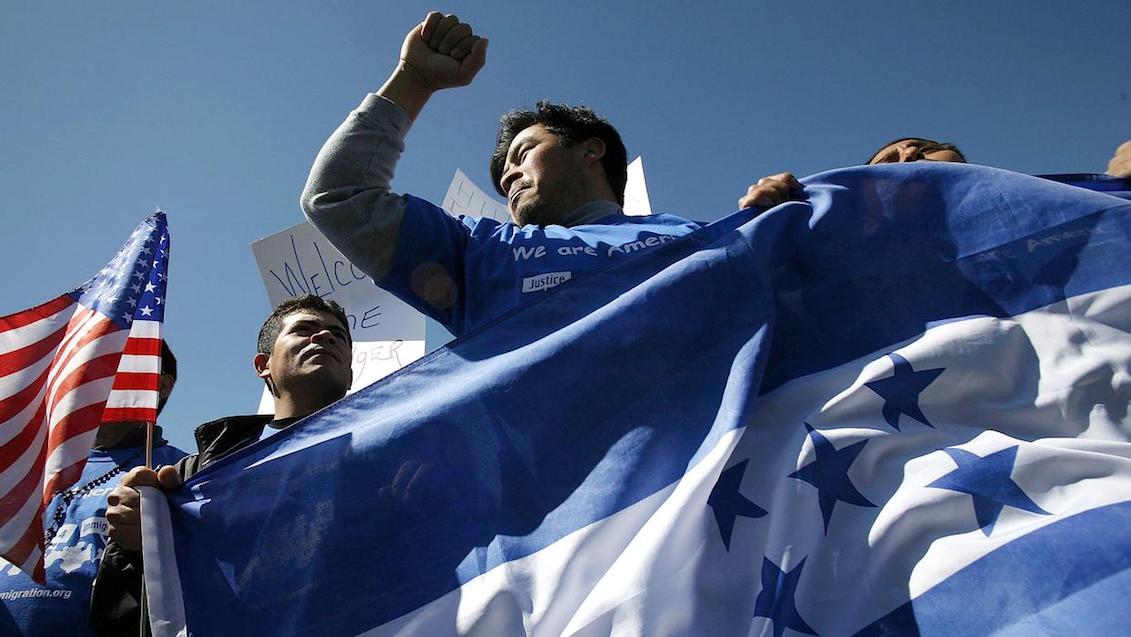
left=90, top=294, right=353, bottom=635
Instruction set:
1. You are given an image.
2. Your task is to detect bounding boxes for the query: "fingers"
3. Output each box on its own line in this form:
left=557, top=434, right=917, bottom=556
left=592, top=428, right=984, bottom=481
left=106, top=483, right=143, bottom=550
left=1107, top=140, right=1131, bottom=178
left=119, top=466, right=160, bottom=489
left=419, top=11, right=443, bottom=42
left=458, top=38, right=489, bottom=84
left=426, top=14, right=480, bottom=61
left=738, top=172, right=802, bottom=209
left=379, top=460, right=433, bottom=503
left=399, top=12, right=486, bottom=91
left=449, top=33, right=481, bottom=60
left=437, top=22, right=471, bottom=55
left=428, top=14, right=459, bottom=49
left=105, top=482, right=139, bottom=510
left=157, top=465, right=183, bottom=489
left=402, top=462, right=431, bottom=499
left=389, top=460, right=422, bottom=500
left=105, top=465, right=180, bottom=551
left=779, top=172, right=803, bottom=190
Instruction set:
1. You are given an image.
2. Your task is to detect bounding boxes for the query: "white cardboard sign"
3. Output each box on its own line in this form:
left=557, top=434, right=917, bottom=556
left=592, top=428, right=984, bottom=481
left=251, top=221, right=425, bottom=412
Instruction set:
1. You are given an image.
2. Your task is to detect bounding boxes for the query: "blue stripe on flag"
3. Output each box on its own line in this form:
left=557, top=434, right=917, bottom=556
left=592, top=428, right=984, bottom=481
left=857, top=500, right=1131, bottom=636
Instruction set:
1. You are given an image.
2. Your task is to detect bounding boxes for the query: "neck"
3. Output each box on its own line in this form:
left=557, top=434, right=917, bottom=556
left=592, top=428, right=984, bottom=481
left=560, top=198, right=621, bottom=227
left=271, top=391, right=340, bottom=421
left=93, top=422, right=147, bottom=449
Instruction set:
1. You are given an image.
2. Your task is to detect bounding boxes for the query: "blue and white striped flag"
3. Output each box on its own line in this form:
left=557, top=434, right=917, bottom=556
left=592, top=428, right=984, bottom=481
left=146, top=164, right=1131, bottom=636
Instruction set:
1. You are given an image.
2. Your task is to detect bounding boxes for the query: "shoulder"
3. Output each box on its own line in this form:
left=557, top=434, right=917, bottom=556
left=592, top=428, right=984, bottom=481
left=634, top=213, right=703, bottom=229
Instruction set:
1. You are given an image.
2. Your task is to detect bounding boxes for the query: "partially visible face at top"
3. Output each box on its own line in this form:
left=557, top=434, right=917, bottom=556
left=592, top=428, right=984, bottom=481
left=260, top=309, right=353, bottom=399
left=868, top=138, right=965, bottom=165
left=498, top=123, right=591, bottom=227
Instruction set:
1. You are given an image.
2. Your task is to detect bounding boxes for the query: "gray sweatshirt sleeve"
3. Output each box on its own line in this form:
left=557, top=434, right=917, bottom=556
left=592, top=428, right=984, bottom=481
left=300, top=94, right=412, bottom=282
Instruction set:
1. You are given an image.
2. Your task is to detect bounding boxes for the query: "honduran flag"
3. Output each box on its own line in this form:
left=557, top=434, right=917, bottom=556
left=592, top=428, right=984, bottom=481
left=144, top=166, right=1130, bottom=636
left=0, top=212, right=169, bottom=582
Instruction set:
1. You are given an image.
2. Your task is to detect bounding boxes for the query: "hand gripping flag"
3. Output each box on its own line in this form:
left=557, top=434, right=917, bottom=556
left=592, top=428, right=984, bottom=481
left=145, top=165, right=1131, bottom=636
left=0, top=212, right=169, bottom=582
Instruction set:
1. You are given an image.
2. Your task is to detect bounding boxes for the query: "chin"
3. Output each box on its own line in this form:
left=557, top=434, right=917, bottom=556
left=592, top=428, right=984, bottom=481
left=514, top=201, right=564, bottom=228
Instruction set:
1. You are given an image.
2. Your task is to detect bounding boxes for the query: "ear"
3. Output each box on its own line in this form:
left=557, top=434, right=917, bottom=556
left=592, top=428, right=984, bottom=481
left=158, top=373, right=175, bottom=401
left=253, top=353, right=271, bottom=379
left=582, top=137, right=606, bottom=163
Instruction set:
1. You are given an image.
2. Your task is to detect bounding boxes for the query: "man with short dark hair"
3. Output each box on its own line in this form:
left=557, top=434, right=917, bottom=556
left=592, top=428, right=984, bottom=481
left=739, top=137, right=1130, bottom=210
left=301, top=12, right=705, bottom=337
left=0, top=343, right=185, bottom=636
left=489, top=101, right=631, bottom=224
left=89, top=294, right=353, bottom=635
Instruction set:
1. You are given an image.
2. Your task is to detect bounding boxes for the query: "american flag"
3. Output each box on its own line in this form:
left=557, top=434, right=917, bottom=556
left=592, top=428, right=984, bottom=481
left=0, top=212, right=169, bottom=582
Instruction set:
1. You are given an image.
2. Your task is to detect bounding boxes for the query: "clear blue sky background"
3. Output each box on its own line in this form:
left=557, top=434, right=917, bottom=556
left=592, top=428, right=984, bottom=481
left=2, top=1, right=1127, bottom=452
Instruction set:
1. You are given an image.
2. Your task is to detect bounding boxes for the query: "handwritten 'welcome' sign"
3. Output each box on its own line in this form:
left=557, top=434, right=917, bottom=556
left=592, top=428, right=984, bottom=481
left=251, top=221, right=425, bottom=406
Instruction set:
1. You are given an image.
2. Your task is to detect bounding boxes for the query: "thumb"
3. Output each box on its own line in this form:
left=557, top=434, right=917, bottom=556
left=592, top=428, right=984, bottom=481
left=156, top=465, right=183, bottom=490
left=459, top=38, right=488, bottom=84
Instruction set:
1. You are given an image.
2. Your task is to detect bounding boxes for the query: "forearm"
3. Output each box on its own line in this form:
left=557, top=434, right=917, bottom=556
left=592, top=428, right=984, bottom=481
left=90, top=540, right=146, bottom=636
left=301, top=12, right=485, bottom=281
left=300, top=93, right=414, bottom=281
left=378, top=63, right=438, bottom=123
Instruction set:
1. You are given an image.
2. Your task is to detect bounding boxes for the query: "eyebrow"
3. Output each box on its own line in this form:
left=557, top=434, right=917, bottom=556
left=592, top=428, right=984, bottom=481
left=506, top=136, right=532, bottom=166
left=290, top=319, right=348, bottom=338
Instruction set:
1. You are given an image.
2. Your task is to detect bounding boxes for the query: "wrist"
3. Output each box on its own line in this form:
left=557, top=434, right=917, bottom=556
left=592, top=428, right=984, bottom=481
left=377, top=63, right=436, bottom=122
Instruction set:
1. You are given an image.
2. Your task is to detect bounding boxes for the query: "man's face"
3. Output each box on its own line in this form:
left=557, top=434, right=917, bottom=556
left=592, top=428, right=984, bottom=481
left=498, top=124, right=590, bottom=227
left=261, top=309, right=353, bottom=399
left=868, top=139, right=965, bottom=165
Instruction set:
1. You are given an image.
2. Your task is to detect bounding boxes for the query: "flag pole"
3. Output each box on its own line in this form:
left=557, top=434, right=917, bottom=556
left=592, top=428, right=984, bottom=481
left=139, top=419, right=152, bottom=636
left=138, top=346, right=161, bottom=637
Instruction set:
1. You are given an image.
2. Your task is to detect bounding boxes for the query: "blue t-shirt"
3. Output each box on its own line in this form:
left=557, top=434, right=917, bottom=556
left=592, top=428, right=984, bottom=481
left=383, top=195, right=704, bottom=336
left=0, top=442, right=186, bottom=636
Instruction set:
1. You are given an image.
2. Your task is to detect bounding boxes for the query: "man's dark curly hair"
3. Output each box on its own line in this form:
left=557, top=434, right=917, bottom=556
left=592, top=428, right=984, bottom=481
left=490, top=101, right=628, bottom=206
left=257, top=294, right=351, bottom=355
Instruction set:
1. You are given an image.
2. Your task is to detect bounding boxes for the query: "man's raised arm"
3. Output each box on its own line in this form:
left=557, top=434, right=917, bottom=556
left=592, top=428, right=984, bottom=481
left=299, top=12, right=487, bottom=281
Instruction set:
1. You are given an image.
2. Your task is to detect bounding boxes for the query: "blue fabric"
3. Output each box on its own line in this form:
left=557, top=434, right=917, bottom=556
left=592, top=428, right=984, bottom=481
left=159, top=163, right=1131, bottom=636
left=0, top=442, right=186, bottom=636
left=1037, top=173, right=1131, bottom=200
left=381, top=195, right=702, bottom=335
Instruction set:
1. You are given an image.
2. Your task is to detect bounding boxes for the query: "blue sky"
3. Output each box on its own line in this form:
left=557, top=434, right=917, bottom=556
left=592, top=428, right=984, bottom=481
left=2, top=1, right=1127, bottom=451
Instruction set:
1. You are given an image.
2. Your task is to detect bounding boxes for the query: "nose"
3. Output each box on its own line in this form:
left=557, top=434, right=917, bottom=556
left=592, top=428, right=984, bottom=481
left=500, top=165, right=522, bottom=196
left=897, top=144, right=924, bottom=163
left=310, top=328, right=334, bottom=343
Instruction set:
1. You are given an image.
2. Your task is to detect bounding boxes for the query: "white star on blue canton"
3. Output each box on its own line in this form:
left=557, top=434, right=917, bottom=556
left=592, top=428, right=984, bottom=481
left=144, top=282, right=156, bottom=293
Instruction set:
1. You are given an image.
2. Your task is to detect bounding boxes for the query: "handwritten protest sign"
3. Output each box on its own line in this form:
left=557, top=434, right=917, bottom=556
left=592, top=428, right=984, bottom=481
left=442, top=168, right=511, bottom=222
left=251, top=221, right=425, bottom=412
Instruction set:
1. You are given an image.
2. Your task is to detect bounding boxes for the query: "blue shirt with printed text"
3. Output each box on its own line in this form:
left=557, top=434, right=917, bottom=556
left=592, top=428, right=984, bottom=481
left=383, top=195, right=704, bottom=336
left=0, top=442, right=186, bottom=636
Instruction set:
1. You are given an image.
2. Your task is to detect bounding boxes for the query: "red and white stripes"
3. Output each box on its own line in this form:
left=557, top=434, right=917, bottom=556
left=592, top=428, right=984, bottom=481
left=0, top=294, right=130, bottom=581
left=103, top=319, right=163, bottom=424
